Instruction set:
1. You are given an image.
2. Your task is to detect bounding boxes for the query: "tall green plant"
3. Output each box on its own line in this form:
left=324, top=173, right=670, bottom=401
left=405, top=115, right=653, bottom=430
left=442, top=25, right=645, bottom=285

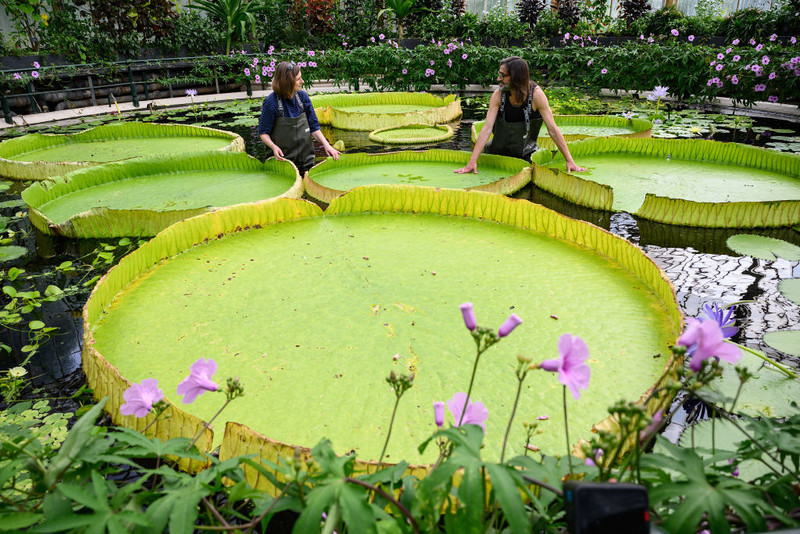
left=188, top=0, right=267, bottom=54
left=378, top=0, right=418, bottom=39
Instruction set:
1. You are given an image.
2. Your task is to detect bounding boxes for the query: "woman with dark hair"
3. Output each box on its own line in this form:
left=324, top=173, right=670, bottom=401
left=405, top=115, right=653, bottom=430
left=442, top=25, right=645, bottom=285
left=258, top=62, right=339, bottom=174
left=456, top=56, right=585, bottom=174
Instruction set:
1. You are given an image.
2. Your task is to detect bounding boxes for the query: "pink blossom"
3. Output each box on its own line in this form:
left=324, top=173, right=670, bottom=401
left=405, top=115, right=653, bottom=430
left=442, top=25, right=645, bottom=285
left=244, top=68, right=250, bottom=76
left=433, top=401, right=445, bottom=427
left=601, top=68, right=608, bottom=74
left=31, top=71, right=38, bottom=78
left=262, top=66, right=267, bottom=75
left=254, top=74, right=261, bottom=83
left=540, top=334, right=591, bottom=399
left=671, top=29, right=679, bottom=36
left=677, top=318, right=742, bottom=371
left=769, top=72, right=776, bottom=79
left=733, top=55, right=740, bottom=62
left=756, top=44, right=763, bottom=51
left=309, top=61, right=316, bottom=67
left=459, top=303, right=476, bottom=331
left=792, top=37, right=797, bottom=44
left=770, top=34, right=777, bottom=41
left=716, top=64, right=724, bottom=71
left=768, top=95, right=779, bottom=102
left=371, top=37, right=375, bottom=42
left=425, top=68, right=434, bottom=77
left=587, top=59, right=593, bottom=66
left=120, top=378, right=164, bottom=417
left=447, top=392, right=488, bottom=432
left=13, top=73, right=21, bottom=80
left=732, top=38, right=740, bottom=45
left=726, top=48, right=732, bottom=53
left=447, top=58, right=452, bottom=68
left=253, top=58, right=259, bottom=65
left=308, top=50, right=315, bottom=56
left=402, top=68, right=407, bottom=74
left=688, top=35, right=695, bottom=42
left=731, top=75, right=739, bottom=84
left=762, top=56, right=770, bottom=65
left=430, top=60, right=434, bottom=65
left=379, top=33, right=385, bottom=39
left=498, top=314, right=522, bottom=337
left=717, top=53, right=725, bottom=60
left=33, top=61, right=40, bottom=68
left=462, top=53, right=468, bottom=59
left=176, top=358, right=219, bottom=404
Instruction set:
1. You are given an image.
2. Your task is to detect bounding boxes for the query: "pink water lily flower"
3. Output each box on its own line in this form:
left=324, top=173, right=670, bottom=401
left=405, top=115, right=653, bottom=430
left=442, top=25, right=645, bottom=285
left=678, top=318, right=742, bottom=371
left=540, top=334, right=591, bottom=399
left=121, top=378, right=164, bottom=417
left=447, top=392, right=488, bottom=432
left=177, top=358, right=219, bottom=403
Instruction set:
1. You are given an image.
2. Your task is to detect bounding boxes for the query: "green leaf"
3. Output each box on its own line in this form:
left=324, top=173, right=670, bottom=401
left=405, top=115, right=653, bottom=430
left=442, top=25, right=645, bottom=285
left=484, top=463, right=529, bottom=534
left=339, top=483, right=379, bottom=534
left=763, top=329, right=800, bottom=357
left=29, top=320, right=46, bottom=330
left=0, top=512, right=42, bottom=530
left=726, top=234, right=800, bottom=260
left=0, top=246, right=27, bottom=262
left=45, top=398, right=107, bottom=488
left=293, top=485, right=338, bottom=534
left=778, top=278, right=800, bottom=307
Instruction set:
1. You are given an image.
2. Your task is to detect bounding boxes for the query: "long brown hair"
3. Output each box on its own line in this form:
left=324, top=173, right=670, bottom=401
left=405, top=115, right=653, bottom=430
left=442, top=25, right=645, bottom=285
left=272, top=62, right=300, bottom=99
left=500, top=56, right=531, bottom=106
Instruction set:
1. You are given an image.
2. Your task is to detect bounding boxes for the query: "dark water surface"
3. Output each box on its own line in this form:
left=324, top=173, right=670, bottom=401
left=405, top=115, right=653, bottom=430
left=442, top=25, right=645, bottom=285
left=2, top=98, right=799, bottom=441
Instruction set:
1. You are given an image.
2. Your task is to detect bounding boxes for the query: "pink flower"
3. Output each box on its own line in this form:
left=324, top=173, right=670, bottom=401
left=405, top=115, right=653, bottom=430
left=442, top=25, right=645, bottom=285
left=177, top=358, right=219, bottom=403
left=733, top=55, right=740, bottom=62
left=262, top=66, right=267, bottom=75
left=716, top=64, right=724, bottom=71
left=768, top=95, right=779, bottom=102
left=460, top=302, right=477, bottom=331
left=433, top=401, right=445, bottom=427
left=254, top=74, right=261, bottom=83
left=677, top=318, right=742, bottom=371
left=717, top=53, right=725, bottom=60
left=770, top=34, right=777, bottom=41
left=13, top=73, right=21, bottom=80
left=33, top=61, right=40, bottom=68
left=688, top=35, right=695, bottom=42
left=253, top=57, right=259, bottom=65
left=498, top=313, right=522, bottom=337
left=792, top=37, right=797, bottom=44
left=447, top=58, right=452, bottom=68
left=762, top=56, right=770, bottom=65
left=402, top=68, right=407, bottom=74
left=462, top=53, right=467, bottom=59
left=540, top=334, right=591, bottom=399
left=120, top=378, right=164, bottom=417
left=309, top=61, right=316, bottom=67
left=244, top=68, right=251, bottom=76
left=769, top=72, right=776, bottom=79
left=732, top=39, right=739, bottom=45
left=756, top=44, right=763, bottom=51
left=587, top=59, right=593, bottom=66
left=754, top=83, right=766, bottom=92
left=601, top=68, right=608, bottom=74
left=430, top=60, right=434, bottom=65
left=671, top=29, right=679, bottom=36
left=639, top=409, right=663, bottom=443
left=731, top=75, right=739, bottom=84
left=726, top=48, right=732, bottom=53
left=371, top=37, right=375, bottom=42
left=31, top=71, right=38, bottom=78
left=379, top=33, right=385, bottom=40
left=308, top=50, right=315, bottom=56
left=447, top=392, right=488, bottom=432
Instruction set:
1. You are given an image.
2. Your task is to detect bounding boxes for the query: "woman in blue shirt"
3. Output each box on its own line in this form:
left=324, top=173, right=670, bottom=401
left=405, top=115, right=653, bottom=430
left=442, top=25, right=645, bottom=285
left=258, top=62, right=339, bottom=174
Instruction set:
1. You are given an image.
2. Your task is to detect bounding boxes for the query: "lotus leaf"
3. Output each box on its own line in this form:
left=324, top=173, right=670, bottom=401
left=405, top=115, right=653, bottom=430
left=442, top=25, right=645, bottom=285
left=778, top=279, right=800, bottom=306
left=369, top=124, right=453, bottom=145
left=533, top=138, right=800, bottom=228
left=0, top=122, right=245, bottom=181
left=83, top=186, right=681, bottom=482
left=311, top=92, right=462, bottom=131
left=764, top=330, right=800, bottom=357
left=304, top=149, right=530, bottom=203
left=725, top=235, right=800, bottom=260
left=23, top=152, right=301, bottom=238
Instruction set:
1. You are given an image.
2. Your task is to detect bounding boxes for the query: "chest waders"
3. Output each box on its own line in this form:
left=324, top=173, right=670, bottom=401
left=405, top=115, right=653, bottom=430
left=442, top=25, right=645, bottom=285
left=486, top=85, right=544, bottom=162
left=269, top=94, right=316, bottom=174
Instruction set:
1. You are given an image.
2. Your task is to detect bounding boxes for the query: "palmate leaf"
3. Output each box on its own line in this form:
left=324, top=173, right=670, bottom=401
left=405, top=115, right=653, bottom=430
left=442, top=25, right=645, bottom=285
left=644, top=439, right=772, bottom=534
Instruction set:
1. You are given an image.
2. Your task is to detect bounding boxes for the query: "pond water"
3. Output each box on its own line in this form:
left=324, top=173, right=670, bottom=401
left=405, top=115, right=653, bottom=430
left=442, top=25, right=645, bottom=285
left=1, top=95, right=799, bottom=439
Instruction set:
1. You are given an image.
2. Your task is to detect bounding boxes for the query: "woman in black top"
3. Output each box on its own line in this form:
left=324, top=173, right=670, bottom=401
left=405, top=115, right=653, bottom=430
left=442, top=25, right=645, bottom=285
left=456, top=56, right=586, bottom=174
left=258, top=62, right=339, bottom=175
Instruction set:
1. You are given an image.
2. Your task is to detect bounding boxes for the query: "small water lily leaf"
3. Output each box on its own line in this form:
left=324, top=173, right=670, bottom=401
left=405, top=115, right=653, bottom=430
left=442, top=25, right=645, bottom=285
left=726, top=234, right=800, bottom=260
left=778, top=279, right=800, bottom=306
left=0, top=245, right=27, bottom=262
left=0, top=199, right=26, bottom=209
left=764, top=329, right=800, bottom=357
left=709, top=343, right=800, bottom=417
left=0, top=182, right=12, bottom=192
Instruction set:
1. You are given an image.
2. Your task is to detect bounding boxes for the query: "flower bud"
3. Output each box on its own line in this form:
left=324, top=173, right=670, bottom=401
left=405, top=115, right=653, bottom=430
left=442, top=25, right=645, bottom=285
left=498, top=313, right=522, bottom=337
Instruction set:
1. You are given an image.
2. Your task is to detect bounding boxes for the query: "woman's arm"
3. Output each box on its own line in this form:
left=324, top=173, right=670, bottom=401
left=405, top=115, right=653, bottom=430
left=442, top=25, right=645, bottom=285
left=533, top=87, right=587, bottom=173
left=259, top=133, right=285, bottom=160
left=455, top=90, right=502, bottom=174
left=302, top=91, right=339, bottom=159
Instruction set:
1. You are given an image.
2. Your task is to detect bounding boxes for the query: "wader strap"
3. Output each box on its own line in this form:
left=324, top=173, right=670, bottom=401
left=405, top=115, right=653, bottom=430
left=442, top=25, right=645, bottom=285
left=276, top=94, right=305, bottom=117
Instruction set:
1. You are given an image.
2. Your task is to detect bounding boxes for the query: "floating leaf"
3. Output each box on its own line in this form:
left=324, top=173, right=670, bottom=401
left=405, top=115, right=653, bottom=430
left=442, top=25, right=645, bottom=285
left=764, top=329, right=800, bottom=357
left=778, top=278, right=800, bottom=306
left=0, top=246, right=27, bottom=262
left=726, top=234, right=800, bottom=260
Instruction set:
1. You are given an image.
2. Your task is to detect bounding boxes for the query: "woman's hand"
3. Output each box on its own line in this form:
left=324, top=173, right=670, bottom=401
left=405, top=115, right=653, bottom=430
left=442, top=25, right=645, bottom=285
left=272, top=146, right=286, bottom=160
left=566, top=161, right=587, bottom=173
left=455, top=161, right=478, bottom=174
left=324, top=144, right=340, bottom=160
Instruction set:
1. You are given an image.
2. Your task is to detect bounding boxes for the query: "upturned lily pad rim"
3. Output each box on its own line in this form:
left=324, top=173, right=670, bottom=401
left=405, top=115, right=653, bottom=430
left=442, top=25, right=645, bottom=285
left=532, top=137, right=800, bottom=228
left=471, top=115, right=653, bottom=146
left=22, top=151, right=302, bottom=238
left=368, top=123, right=454, bottom=145
left=303, top=149, right=531, bottom=203
left=0, top=122, right=245, bottom=181
left=82, top=185, right=682, bottom=490
left=311, top=92, right=462, bottom=131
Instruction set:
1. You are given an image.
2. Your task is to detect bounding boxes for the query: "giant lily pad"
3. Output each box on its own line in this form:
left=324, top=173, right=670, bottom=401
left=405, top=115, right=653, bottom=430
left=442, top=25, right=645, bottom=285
left=311, top=92, right=462, bottom=131
left=471, top=115, right=653, bottom=149
left=725, top=234, right=800, bottom=260
left=22, top=152, right=301, bottom=238
left=0, top=122, right=244, bottom=181
left=532, top=138, right=800, bottom=228
left=369, top=124, right=453, bottom=145
left=83, top=186, right=681, bottom=488
left=763, top=330, right=800, bottom=357
left=304, top=149, right=530, bottom=203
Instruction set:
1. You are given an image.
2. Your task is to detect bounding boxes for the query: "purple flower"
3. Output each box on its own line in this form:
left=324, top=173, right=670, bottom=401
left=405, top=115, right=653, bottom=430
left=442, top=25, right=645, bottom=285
left=731, top=75, right=739, bottom=85
left=498, top=313, right=522, bottom=337
left=185, top=88, right=197, bottom=97
left=460, top=302, right=477, bottom=331
left=537, top=414, right=549, bottom=420
left=762, top=55, right=770, bottom=65
left=651, top=86, right=669, bottom=99
left=13, top=73, right=21, bottom=80
left=31, top=71, right=38, bottom=78
left=254, top=74, right=261, bottom=83
left=308, top=50, right=315, bottom=56
left=671, top=29, right=679, bottom=36
left=792, top=37, right=797, bottom=44
left=462, top=53, right=468, bottom=59
left=402, top=68, right=407, bottom=74
left=433, top=401, right=445, bottom=427
left=371, top=36, right=375, bottom=42
left=447, top=392, right=488, bottom=432
left=601, top=68, right=608, bottom=74
left=678, top=319, right=742, bottom=371
left=733, top=55, right=740, bottom=62
left=769, top=72, right=776, bottom=79
left=447, top=58, right=452, bottom=68
left=717, top=53, right=725, bottom=60
left=379, top=33, right=385, bottom=40
left=587, top=59, right=593, bottom=66
left=756, top=44, right=764, bottom=51
left=309, top=61, right=317, bottom=67
left=540, top=334, right=591, bottom=399
left=768, top=95, right=779, bottom=102
left=639, top=409, right=663, bottom=443
left=750, top=38, right=756, bottom=45
left=716, top=64, right=724, bottom=71
left=244, top=67, right=251, bottom=76
left=33, top=61, right=40, bottom=68
left=177, top=358, right=219, bottom=403
left=585, top=448, right=603, bottom=466
left=253, top=58, right=259, bottom=65
left=770, top=33, right=777, bottom=41
left=754, top=83, right=767, bottom=92
left=688, top=35, right=695, bottom=42
left=430, top=60, right=435, bottom=65
left=425, top=68, right=435, bottom=77
left=120, top=378, right=164, bottom=417
left=732, top=38, right=740, bottom=45
left=726, top=47, right=732, bottom=53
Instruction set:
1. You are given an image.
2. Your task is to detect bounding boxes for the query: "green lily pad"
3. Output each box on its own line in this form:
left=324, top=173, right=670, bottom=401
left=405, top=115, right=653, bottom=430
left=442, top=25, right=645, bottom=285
left=778, top=279, right=800, bottom=306
left=726, top=234, right=800, bottom=260
left=763, top=330, right=800, bottom=357
left=85, top=187, right=681, bottom=467
left=0, top=245, right=28, bottom=262
left=0, top=199, right=27, bottom=209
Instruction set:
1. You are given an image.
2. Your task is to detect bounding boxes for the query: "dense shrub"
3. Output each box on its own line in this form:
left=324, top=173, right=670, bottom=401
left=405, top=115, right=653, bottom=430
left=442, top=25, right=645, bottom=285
left=717, top=8, right=781, bottom=42
left=333, top=0, right=380, bottom=47
left=619, top=0, right=651, bottom=27
left=411, top=11, right=479, bottom=40
left=153, top=10, right=224, bottom=55
left=557, top=0, right=582, bottom=28
left=629, top=6, right=685, bottom=36
left=38, top=9, right=94, bottom=62
left=517, top=0, right=547, bottom=31
left=477, top=5, right=527, bottom=44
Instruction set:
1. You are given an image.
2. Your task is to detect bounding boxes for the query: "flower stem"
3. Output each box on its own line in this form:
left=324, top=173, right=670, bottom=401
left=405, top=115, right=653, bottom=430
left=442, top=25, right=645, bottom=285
left=500, top=371, right=525, bottom=463
left=731, top=342, right=797, bottom=379
left=378, top=395, right=401, bottom=466
left=188, top=398, right=231, bottom=451
left=460, top=346, right=485, bottom=426
left=562, top=386, right=573, bottom=478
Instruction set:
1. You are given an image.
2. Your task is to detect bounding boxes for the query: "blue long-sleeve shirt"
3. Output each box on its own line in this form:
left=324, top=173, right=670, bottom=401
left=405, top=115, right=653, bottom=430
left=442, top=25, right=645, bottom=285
left=257, top=90, right=320, bottom=136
